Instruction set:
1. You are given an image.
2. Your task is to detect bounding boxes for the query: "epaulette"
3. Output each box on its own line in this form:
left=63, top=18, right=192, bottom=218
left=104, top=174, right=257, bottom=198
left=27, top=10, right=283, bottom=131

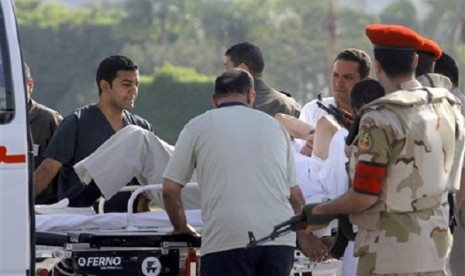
left=360, top=90, right=427, bottom=112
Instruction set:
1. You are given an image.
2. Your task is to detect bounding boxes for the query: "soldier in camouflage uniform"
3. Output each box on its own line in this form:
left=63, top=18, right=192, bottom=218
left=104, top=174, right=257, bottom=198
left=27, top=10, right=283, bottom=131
left=307, top=24, right=465, bottom=275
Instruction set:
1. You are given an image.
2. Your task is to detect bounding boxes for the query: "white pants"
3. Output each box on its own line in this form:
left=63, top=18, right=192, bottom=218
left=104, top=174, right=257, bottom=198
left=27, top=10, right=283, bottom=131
left=73, top=125, right=201, bottom=209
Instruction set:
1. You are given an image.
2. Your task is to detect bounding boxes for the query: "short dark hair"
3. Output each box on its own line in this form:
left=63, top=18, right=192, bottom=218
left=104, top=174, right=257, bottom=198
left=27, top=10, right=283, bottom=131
left=334, top=48, right=372, bottom=79
left=224, top=42, right=264, bottom=76
left=434, top=52, right=459, bottom=87
left=214, top=69, right=253, bottom=97
left=96, top=55, right=138, bottom=95
left=351, top=79, right=385, bottom=110
left=415, top=52, right=436, bottom=77
left=374, top=48, right=416, bottom=78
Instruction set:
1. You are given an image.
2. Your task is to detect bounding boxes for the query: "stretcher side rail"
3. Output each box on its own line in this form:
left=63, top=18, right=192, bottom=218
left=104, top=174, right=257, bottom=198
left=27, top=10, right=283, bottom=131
left=125, top=182, right=199, bottom=230
left=97, top=185, right=141, bottom=214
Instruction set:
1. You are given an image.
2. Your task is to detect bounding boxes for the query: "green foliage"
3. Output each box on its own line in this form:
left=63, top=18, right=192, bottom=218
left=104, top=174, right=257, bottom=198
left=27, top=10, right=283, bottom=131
left=134, top=63, right=215, bottom=144
left=380, top=0, right=419, bottom=29
left=15, top=0, right=465, bottom=125
left=17, top=0, right=125, bottom=28
left=17, top=0, right=126, bottom=115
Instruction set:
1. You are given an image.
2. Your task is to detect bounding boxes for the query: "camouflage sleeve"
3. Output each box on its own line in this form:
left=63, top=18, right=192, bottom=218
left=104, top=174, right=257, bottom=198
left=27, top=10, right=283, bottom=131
left=352, top=109, right=403, bottom=195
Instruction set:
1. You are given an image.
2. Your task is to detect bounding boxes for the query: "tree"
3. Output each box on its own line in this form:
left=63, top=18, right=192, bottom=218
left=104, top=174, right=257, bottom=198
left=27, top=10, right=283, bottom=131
left=421, top=0, right=465, bottom=89
left=380, top=0, right=419, bottom=30
left=135, top=63, right=215, bottom=144
left=17, top=0, right=125, bottom=115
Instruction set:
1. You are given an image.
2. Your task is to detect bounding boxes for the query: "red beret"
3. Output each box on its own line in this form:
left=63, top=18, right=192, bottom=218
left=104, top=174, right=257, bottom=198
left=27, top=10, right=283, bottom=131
left=365, top=24, right=423, bottom=50
left=416, top=38, right=442, bottom=60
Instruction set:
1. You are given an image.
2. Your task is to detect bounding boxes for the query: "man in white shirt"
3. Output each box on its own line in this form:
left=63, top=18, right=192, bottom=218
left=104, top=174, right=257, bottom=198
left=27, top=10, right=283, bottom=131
left=162, top=69, right=310, bottom=276
left=298, top=48, right=372, bottom=154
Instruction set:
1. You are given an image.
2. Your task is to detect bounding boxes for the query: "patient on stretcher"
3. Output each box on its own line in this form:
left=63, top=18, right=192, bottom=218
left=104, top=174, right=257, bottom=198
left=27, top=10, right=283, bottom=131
left=53, top=125, right=200, bottom=211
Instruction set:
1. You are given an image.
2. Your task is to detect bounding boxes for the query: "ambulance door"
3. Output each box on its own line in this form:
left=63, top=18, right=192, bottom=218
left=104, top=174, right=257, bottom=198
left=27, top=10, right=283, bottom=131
left=0, top=0, right=34, bottom=275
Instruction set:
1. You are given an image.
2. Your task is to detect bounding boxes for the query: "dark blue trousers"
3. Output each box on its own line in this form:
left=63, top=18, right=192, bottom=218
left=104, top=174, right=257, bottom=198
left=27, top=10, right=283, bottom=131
left=200, top=245, right=294, bottom=276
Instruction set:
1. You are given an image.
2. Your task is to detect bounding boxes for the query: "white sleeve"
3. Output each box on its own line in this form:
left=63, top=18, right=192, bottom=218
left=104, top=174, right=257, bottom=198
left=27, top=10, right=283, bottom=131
left=318, top=128, right=349, bottom=199
left=299, top=98, right=333, bottom=129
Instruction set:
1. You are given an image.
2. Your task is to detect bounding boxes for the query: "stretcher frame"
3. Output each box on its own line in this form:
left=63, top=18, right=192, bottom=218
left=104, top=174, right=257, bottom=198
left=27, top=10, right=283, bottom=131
left=35, top=183, right=329, bottom=275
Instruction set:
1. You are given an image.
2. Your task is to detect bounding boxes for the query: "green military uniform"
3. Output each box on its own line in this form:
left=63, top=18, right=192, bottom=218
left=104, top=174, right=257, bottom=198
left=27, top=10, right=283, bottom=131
left=29, top=99, right=62, bottom=204
left=348, top=80, right=465, bottom=274
left=253, top=77, right=301, bottom=118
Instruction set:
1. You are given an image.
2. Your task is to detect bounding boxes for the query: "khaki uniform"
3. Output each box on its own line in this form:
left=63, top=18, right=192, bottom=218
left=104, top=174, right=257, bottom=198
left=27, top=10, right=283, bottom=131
left=417, top=73, right=453, bottom=91
left=348, top=80, right=465, bottom=274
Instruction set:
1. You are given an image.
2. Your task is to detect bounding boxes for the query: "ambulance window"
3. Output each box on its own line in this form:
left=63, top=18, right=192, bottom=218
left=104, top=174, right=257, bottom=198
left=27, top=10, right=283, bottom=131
left=0, top=62, right=5, bottom=113
left=0, top=57, right=5, bottom=113
left=0, top=3, right=15, bottom=124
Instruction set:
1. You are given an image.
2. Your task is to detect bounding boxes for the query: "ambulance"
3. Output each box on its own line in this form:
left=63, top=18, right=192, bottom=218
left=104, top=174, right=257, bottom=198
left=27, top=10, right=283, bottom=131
left=0, top=0, right=34, bottom=275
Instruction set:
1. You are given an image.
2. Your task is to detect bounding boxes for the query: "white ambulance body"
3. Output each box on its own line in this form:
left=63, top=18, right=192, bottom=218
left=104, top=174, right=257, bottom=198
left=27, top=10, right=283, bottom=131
left=0, top=0, right=34, bottom=275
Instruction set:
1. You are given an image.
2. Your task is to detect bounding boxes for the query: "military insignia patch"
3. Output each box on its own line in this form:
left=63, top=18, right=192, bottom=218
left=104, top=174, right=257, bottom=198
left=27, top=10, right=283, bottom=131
left=360, top=117, right=375, bottom=129
left=358, top=132, right=372, bottom=152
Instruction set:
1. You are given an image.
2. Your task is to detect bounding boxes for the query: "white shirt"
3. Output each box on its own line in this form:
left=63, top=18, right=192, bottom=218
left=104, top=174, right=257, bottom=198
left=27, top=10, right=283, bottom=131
left=164, top=104, right=298, bottom=255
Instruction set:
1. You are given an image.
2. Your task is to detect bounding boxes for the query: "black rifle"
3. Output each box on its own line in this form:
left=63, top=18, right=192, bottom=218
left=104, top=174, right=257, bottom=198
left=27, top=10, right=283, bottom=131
left=345, top=113, right=361, bottom=146
left=449, top=192, right=456, bottom=233
left=246, top=204, right=337, bottom=248
left=246, top=214, right=304, bottom=248
left=316, top=101, right=353, bottom=129
left=329, top=214, right=356, bottom=259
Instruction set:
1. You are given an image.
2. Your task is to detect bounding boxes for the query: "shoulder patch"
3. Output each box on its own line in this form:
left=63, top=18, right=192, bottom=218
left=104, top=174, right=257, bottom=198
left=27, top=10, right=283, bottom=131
left=358, top=132, right=373, bottom=152
left=360, top=117, right=376, bottom=129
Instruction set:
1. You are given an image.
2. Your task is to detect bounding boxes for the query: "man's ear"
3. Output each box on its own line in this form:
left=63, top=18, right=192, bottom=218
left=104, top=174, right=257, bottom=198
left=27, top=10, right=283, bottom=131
left=412, top=53, right=419, bottom=70
left=247, top=89, right=256, bottom=105
left=99, top=79, right=110, bottom=94
left=211, top=93, right=219, bottom=108
left=238, top=63, right=250, bottom=73
left=27, top=78, right=34, bottom=95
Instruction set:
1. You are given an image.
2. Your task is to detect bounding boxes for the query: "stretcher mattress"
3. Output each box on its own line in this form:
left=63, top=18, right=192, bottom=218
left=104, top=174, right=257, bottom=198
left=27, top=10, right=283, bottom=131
left=36, top=209, right=202, bottom=232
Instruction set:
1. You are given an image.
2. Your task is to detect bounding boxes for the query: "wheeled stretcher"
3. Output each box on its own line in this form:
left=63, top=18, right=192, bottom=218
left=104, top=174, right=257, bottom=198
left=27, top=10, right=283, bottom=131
left=35, top=183, right=335, bottom=275
left=36, top=184, right=202, bottom=275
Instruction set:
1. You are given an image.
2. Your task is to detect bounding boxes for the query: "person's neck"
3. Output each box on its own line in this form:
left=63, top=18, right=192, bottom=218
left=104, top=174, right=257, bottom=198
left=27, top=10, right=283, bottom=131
left=216, top=95, right=249, bottom=108
left=96, top=101, right=125, bottom=131
left=384, top=75, right=415, bottom=94
left=336, top=102, right=354, bottom=115
left=252, top=73, right=263, bottom=79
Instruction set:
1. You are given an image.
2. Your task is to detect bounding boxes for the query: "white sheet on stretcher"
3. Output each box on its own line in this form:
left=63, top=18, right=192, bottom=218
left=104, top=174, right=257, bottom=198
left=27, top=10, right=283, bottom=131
left=35, top=209, right=202, bottom=232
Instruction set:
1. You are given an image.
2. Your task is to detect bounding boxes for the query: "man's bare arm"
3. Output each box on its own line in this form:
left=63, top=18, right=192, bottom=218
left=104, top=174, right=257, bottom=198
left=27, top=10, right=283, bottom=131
left=312, top=116, right=339, bottom=160
left=274, top=113, right=312, bottom=140
left=162, top=178, right=197, bottom=235
left=34, top=158, right=62, bottom=197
